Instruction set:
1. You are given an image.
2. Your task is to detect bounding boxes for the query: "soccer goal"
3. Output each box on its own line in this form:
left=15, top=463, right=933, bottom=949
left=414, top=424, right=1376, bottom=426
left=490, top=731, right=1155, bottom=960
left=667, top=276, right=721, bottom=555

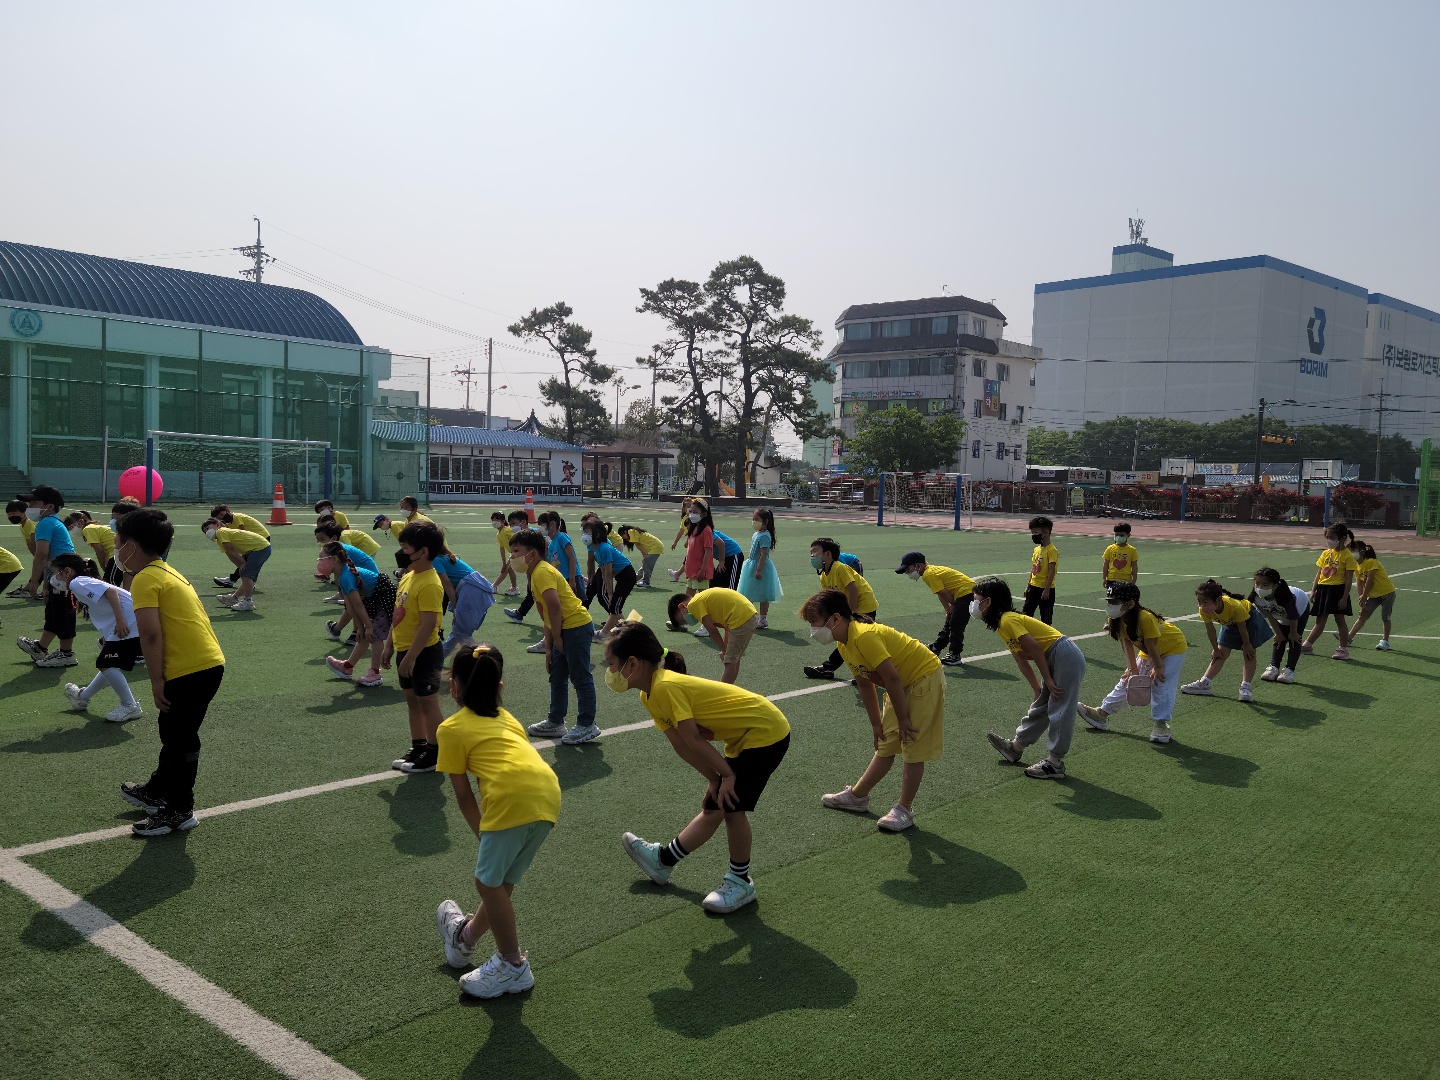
left=136, top=431, right=334, bottom=504
left=877, top=473, right=974, bottom=530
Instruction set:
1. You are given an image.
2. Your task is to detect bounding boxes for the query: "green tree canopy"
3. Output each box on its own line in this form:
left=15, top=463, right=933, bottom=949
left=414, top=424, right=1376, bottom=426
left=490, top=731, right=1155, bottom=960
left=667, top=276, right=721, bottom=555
left=844, top=406, right=966, bottom=475
left=508, top=302, right=615, bottom=447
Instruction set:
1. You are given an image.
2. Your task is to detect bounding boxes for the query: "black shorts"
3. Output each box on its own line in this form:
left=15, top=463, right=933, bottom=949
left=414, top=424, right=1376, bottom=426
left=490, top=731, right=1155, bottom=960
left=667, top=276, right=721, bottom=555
left=43, top=585, right=77, bottom=639
left=711, top=554, right=742, bottom=591
left=97, top=637, right=143, bottom=671
left=704, top=733, right=790, bottom=814
left=397, top=640, right=444, bottom=697
left=0, top=570, right=16, bottom=594
left=1311, top=583, right=1353, bottom=618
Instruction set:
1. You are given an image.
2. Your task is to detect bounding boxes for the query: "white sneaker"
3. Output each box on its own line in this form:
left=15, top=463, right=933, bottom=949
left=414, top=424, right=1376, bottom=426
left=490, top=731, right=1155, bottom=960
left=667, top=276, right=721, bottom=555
left=526, top=719, right=568, bottom=739
left=215, top=593, right=238, bottom=605
left=876, top=802, right=915, bottom=832
left=35, top=650, right=78, bottom=668
left=1181, top=678, right=1214, bottom=696
left=1375, top=640, right=1391, bottom=651
left=230, top=597, right=255, bottom=612
left=435, top=899, right=474, bottom=969
left=756, top=618, right=768, bottom=629
left=459, top=952, right=534, bottom=998
left=1238, top=683, right=1254, bottom=703
left=1277, top=668, right=1297, bottom=684
left=560, top=723, right=601, bottom=745
left=701, top=872, right=756, bottom=914
left=667, top=569, right=681, bottom=582
left=62, top=683, right=89, bottom=712
left=820, top=786, right=870, bottom=813
left=1260, top=665, right=1281, bottom=682
left=525, top=640, right=547, bottom=654
left=1078, top=703, right=1109, bottom=731
left=104, top=704, right=144, bottom=723
left=621, top=831, right=673, bottom=885
left=693, top=626, right=710, bottom=638
left=1149, top=722, right=1171, bottom=744
left=986, top=731, right=1023, bottom=763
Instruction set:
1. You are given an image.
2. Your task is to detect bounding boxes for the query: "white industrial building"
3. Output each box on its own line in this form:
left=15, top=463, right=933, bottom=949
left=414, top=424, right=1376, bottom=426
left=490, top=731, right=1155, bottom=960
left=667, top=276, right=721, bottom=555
left=1031, top=244, right=1440, bottom=454
left=819, top=295, right=1041, bottom=481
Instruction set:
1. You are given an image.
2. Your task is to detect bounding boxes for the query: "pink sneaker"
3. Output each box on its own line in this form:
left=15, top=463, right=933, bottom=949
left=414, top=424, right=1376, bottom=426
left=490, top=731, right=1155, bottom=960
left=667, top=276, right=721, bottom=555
left=326, top=656, right=355, bottom=680
left=357, top=669, right=384, bottom=687
left=1331, top=646, right=1351, bottom=660
left=820, top=786, right=870, bottom=813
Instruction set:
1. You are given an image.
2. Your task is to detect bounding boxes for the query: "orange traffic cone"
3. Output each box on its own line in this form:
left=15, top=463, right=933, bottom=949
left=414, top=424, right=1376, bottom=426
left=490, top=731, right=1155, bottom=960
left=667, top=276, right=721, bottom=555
left=268, top=483, right=292, bottom=526
left=524, top=488, right=536, bottom=523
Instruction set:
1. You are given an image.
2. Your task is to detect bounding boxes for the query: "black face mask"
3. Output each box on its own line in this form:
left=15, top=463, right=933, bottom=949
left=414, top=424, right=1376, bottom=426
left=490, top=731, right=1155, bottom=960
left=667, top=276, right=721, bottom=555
left=1030, top=533, right=1044, bottom=545
left=6, top=517, right=19, bottom=525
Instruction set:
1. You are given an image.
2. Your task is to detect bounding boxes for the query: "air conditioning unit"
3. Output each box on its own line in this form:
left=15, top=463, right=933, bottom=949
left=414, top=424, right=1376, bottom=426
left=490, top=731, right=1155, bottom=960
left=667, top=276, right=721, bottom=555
left=306, top=463, right=354, bottom=496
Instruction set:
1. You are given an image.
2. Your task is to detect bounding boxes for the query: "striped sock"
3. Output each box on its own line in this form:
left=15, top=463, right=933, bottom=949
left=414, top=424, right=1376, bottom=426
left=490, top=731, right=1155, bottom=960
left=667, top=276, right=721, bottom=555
left=729, top=859, right=751, bottom=882
left=658, top=837, right=688, bottom=867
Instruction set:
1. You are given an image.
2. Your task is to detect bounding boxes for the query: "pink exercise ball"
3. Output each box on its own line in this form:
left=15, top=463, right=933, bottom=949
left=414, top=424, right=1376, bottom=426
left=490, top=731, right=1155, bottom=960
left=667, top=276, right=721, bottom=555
left=118, top=466, right=164, bottom=502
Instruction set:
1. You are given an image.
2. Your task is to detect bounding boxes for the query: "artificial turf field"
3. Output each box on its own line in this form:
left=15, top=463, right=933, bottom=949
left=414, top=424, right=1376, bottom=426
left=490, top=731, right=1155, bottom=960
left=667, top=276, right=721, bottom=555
left=3, top=503, right=1439, bottom=1080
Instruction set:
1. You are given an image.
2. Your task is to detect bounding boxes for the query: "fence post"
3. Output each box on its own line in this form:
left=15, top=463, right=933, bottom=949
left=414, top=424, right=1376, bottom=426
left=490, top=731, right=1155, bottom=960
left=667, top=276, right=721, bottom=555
left=953, top=475, right=963, bottom=531
left=1323, top=486, right=1332, bottom=528
left=1179, top=479, right=1187, bottom=521
left=144, top=437, right=154, bottom=506
left=324, top=445, right=333, bottom=501
left=876, top=473, right=888, bottom=527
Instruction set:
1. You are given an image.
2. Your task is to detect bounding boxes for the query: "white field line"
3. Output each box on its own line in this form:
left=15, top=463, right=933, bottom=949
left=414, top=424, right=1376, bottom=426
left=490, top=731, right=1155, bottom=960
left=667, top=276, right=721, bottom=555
left=0, top=852, right=361, bottom=1080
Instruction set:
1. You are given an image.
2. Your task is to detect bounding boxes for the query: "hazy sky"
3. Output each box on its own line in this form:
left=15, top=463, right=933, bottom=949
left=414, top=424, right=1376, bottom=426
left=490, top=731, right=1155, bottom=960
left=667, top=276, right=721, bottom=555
left=6, top=1, right=1438, bottom=450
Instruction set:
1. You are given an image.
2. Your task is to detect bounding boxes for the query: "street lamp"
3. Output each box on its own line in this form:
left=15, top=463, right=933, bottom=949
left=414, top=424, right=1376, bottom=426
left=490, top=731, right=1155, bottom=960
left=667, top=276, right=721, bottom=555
left=614, top=377, right=640, bottom=434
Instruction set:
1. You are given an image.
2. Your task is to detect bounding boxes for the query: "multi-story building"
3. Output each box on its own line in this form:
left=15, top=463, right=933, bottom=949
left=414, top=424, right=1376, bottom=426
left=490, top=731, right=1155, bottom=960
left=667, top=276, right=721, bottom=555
left=824, top=295, right=1041, bottom=480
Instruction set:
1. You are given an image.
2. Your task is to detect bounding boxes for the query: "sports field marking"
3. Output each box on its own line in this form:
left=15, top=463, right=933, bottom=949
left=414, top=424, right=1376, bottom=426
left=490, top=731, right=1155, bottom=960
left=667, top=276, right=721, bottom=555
left=0, top=852, right=362, bottom=1080
left=1386, top=565, right=1440, bottom=578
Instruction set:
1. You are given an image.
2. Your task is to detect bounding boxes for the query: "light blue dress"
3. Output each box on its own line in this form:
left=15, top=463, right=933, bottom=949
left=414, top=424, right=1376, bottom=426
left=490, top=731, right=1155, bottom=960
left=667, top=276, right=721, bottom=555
left=737, top=530, right=782, bottom=604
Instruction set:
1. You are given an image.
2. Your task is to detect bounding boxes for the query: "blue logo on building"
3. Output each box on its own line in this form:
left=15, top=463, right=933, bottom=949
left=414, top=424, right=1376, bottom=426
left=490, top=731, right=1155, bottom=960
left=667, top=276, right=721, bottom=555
left=9, top=309, right=43, bottom=338
left=1306, top=307, right=1326, bottom=355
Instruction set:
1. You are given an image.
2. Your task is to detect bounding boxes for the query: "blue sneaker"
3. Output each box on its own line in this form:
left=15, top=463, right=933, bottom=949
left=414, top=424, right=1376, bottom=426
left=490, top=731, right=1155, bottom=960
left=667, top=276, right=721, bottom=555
left=561, top=723, right=601, bottom=746
left=702, top=871, right=756, bottom=914
left=622, top=831, right=672, bottom=885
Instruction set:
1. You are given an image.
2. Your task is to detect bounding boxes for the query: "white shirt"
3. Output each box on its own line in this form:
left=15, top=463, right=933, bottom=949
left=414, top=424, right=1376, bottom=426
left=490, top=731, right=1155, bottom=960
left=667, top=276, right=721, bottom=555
left=69, top=576, right=138, bottom=641
left=1252, top=585, right=1309, bottom=624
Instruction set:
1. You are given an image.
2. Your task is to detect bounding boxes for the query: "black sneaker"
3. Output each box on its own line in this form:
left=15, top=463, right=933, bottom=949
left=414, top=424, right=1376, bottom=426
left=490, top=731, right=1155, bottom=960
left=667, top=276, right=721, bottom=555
left=941, top=653, right=965, bottom=667
left=403, top=744, right=438, bottom=773
left=391, top=745, right=423, bottom=771
left=213, top=574, right=238, bottom=588
left=802, top=665, right=836, bottom=680
left=120, top=781, right=166, bottom=813
left=132, top=807, right=199, bottom=836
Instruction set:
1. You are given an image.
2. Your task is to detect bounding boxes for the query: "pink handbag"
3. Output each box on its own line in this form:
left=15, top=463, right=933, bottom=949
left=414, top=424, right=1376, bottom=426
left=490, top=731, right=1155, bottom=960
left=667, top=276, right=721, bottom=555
left=1125, top=674, right=1154, bottom=706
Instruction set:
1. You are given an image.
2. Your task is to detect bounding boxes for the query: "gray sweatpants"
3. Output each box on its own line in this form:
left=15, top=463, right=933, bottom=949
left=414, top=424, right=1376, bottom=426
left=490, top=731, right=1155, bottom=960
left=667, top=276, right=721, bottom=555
left=1014, top=636, right=1087, bottom=762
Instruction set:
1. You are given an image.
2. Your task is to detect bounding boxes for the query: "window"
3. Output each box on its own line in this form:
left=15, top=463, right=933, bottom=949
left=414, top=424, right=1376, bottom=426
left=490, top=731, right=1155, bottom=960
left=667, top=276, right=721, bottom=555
left=219, top=374, right=258, bottom=438
left=1016, top=405, right=1024, bottom=423
left=942, top=356, right=957, bottom=375
left=930, top=316, right=949, bottom=334
left=997, top=442, right=1007, bottom=459
left=996, top=362, right=1010, bottom=382
left=972, top=399, right=982, bottom=418
left=844, top=323, right=872, bottom=341
left=998, top=403, right=1008, bottom=421
left=32, top=356, right=72, bottom=435
left=516, top=459, right=549, bottom=482
left=972, top=356, right=986, bottom=378
left=879, top=319, right=911, bottom=338
left=1029, top=370, right=1036, bottom=387
left=972, top=317, right=988, bottom=337
left=971, top=440, right=981, bottom=459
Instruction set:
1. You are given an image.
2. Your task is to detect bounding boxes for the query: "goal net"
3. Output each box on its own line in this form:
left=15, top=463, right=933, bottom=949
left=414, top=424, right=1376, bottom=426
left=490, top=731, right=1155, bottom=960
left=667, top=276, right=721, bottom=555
left=107, top=431, right=334, bottom=504
left=878, top=472, right=974, bottom=530
left=1420, top=438, right=1440, bottom=538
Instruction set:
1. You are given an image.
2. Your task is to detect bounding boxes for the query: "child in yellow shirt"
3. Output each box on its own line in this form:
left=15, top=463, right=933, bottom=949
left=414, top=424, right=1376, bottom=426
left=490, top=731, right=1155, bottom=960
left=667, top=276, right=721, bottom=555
left=1347, top=538, right=1396, bottom=651
left=1024, top=516, right=1059, bottom=626
left=1101, top=522, right=1139, bottom=587
left=490, top=511, right=520, bottom=595
left=1301, top=524, right=1357, bottom=660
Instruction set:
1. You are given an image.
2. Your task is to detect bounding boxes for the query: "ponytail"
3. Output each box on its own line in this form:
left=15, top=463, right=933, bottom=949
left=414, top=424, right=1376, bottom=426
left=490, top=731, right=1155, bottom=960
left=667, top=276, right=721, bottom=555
left=799, top=588, right=873, bottom=625
left=608, top=622, right=687, bottom=674
left=1196, top=578, right=1245, bottom=604
left=448, top=643, right=504, bottom=716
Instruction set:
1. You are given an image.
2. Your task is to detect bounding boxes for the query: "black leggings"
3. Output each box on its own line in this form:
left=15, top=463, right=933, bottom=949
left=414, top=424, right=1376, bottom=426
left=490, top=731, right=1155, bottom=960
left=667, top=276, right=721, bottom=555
left=589, top=565, right=637, bottom=616
left=516, top=587, right=534, bottom=618
left=1022, top=585, right=1055, bottom=626
left=1272, top=614, right=1310, bottom=670
left=932, top=593, right=973, bottom=656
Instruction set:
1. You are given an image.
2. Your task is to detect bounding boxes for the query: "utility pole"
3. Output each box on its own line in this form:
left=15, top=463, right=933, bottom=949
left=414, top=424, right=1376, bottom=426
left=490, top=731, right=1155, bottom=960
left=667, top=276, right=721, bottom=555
left=1131, top=418, right=1141, bottom=471
left=452, top=361, right=478, bottom=412
left=236, top=217, right=273, bottom=283
left=1252, top=399, right=1267, bottom=488
left=485, top=337, right=494, bottom=427
left=1375, top=378, right=1385, bottom=482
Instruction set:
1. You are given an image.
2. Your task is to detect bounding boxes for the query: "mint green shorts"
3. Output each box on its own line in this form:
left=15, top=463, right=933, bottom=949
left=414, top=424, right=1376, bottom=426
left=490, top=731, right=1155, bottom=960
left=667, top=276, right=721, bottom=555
left=475, top=820, right=553, bottom=888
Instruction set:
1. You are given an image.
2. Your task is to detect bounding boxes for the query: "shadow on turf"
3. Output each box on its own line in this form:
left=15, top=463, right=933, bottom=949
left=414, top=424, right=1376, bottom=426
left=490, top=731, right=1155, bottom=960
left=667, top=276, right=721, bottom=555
left=303, top=685, right=408, bottom=713
left=880, top=830, right=1026, bottom=907
left=2, top=718, right=134, bottom=754
left=20, top=835, right=196, bottom=952
left=1302, top=684, right=1375, bottom=710
left=1053, top=778, right=1162, bottom=821
left=378, top=777, right=452, bottom=856
left=648, top=906, right=858, bottom=1039
left=1104, top=732, right=1261, bottom=788
left=456, top=997, right=582, bottom=1079
left=548, top=743, right=614, bottom=790
left=1246, top=701, right=1325, bottom=729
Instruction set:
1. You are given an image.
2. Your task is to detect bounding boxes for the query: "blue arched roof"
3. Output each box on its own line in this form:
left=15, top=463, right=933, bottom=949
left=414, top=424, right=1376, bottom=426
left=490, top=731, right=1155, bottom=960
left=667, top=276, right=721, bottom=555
left=0, top=240, right=364, bottom=345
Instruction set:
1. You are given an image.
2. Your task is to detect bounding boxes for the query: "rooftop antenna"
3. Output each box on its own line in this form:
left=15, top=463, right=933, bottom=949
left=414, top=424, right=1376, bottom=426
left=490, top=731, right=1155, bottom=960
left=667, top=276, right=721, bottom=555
left=1128, top=215, right=1148, bottom=246
left=236, top=217, right=275, bottom=283
left=941, top=285, right=949, bottom=295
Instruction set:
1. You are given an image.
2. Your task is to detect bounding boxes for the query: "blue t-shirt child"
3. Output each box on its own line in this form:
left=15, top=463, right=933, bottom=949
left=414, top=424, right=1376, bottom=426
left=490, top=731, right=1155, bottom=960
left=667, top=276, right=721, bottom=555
left=35, top=514, right=74, bottom=556
left=432, top=553, right=475, bottom=586
left=338, top=564, right=379, bottom=597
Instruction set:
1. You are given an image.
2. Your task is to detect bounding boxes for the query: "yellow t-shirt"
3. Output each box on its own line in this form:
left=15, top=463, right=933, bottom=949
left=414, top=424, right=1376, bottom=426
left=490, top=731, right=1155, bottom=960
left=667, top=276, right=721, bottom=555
left=19, top=517, right=36, bottom=543
left=641, top=667, right=789, bottom=757
left=130, top=561, right=226, bottom=681
left=529, top=560, right=591, bottom=631
left=921, top=564, right=974, bottom=598
left=330, top=510, right=351, bottom=530
left=1315, top=547, right=1358, bottom=586
left=435, top=706, right=562, bottom=832
left=1125, top=609, right=1187, bottom=659
left=1102, top=542, right=1138, bottom=582
left=629, top=529, right=664, bottom=555
left=837, top=621, right=940, bottom=686
left=229, top=513, right=270, bottom=539
left=1200, top=595, right=1251, bottom=626
left=389, top=512, right=433, bottom=542
left=1029, top=543, right=1060, bottom=588
left=495, top=525, right=514, bottom=555
left=392, top=567, right=444, bottom=651
left=1358, top=557, right=1394, bottom=598
left=82, top=524, right=116, bottom=563
left=214, top=527, right=270, bottom=554
left=0, top=546, right=23, bottom=574
left=997, top=611, right=1064, bottom=654
left=820, top=561, right=877, bottom=614
left=686, top=588, right=757, bottom=630
left=340, top=529, right=381, bottom=556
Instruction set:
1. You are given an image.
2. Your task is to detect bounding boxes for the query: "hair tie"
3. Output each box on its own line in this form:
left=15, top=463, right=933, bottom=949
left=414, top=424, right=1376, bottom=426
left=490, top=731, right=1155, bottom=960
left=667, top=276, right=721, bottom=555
left=661, top=647, right=669, bottom=659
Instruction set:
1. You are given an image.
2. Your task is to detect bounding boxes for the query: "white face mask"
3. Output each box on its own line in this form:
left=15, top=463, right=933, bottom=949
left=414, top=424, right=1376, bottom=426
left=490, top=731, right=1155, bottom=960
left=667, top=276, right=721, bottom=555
left=49, top=573, right=68, bottom=592
left=1105, top=602, right=1124, bottom=618
left=25, top=508, right=43, bottom=522
left=809, top=625, right=834, bottom=645
left=968, top=597, right=982, bottom=618
left=205, top=528, right=218, bottom=540
left=1256, top=586, right=1274, bottom=598
left=905, top=569, right=922, bottom=580
left=688, top=512, right=703, bottom=524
